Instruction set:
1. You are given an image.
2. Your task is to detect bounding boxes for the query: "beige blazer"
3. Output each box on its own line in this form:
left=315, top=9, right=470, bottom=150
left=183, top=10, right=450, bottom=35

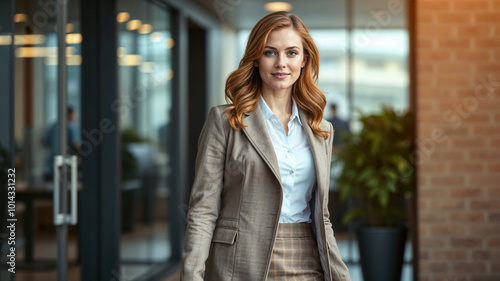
left=181, top=102, right=351, bottom=281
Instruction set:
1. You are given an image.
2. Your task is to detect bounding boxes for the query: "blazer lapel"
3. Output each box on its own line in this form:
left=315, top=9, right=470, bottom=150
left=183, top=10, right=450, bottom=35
left=242, top=101, right=282, bottom=186
left=298, top=107, right=327, bottom=194
left=241, top=101, right=328, bottom=193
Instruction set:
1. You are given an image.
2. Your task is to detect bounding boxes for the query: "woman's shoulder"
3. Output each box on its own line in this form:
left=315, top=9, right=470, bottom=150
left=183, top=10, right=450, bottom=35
left=212, top=103, right=231, bottom=112
left=318, top=117, right=333, bottom=132
left=208, top=104, right=231, bottom=120
left=205, top=104, right=232, bottom=130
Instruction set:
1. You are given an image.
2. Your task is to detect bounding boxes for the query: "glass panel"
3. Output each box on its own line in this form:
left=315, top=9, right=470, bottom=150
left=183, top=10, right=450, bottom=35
left=0, top=1, right=14, bottom=280
left=117, top=0, right=173, bottom=278
left=12, top=0, right=82, bottom=280
left=311, top=29, right=349, bottom=122
left=351, top=29, right=409, bottom=117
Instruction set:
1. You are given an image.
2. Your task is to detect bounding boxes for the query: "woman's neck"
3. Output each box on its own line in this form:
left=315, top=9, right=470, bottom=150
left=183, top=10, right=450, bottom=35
left=261, top=90, right=293, bottom=117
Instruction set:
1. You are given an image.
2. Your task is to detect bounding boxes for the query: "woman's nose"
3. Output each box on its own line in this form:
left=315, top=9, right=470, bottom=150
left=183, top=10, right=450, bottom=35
left=275, top=54, right=286, bottom=69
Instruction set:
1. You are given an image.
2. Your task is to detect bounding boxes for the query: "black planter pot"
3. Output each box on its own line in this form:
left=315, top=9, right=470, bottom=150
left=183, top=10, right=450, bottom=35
left=356, top=226, right=407, bottom=281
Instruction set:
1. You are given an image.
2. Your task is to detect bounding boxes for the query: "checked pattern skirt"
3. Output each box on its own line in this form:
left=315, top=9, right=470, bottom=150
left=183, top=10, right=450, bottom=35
left=266, top=223, right=324, bottom=281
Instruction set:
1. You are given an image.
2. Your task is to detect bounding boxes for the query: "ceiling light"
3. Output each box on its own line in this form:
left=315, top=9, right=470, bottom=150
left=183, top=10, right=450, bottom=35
left=117, top=47, right=126, bottom=57
left=66, top=33, right=82, bottom=44
left=166, top=38, right=175, bottom=49
left=0, top=35, right=12, bottom=45
left=45, top=55, right=82, bottom=66
left=139, top=62, right=155, bottom=73
left=118, top=54, right=142, bottom=66
left=138, top=24, right=153, bottom=34
left=264, top=2, right=292, bottom=12
left=14, top=14, right=27, bottom=23
left=68, top=55, right=82, bottom=65
left=15, top=46, right=75, bottom=58
left=126, top=20, right=142, bottom=31
left=66, top=23, right=74, bottom=33
left=150, top=32, right=163, bottom=42
left=117, top=12, right=130, bottom=23
left=14, top=34, right=46, bottom=45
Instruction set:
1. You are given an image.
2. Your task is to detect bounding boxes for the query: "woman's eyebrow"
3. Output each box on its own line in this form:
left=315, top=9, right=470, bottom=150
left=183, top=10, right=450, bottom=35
left=264, top=46, right=301, bottom=50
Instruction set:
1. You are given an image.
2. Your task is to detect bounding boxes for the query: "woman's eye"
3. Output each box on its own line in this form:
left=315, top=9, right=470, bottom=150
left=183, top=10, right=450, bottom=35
left=264, top=50, right=275, bottom=56
left=288, top=51, right=298, bottom=56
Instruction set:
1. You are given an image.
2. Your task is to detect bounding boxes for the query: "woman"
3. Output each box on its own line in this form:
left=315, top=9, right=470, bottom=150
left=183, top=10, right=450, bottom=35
left=181, top=11, right=351, bottom=281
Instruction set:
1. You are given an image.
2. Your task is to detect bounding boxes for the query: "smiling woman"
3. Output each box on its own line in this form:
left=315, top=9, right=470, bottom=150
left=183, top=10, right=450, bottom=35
left=181, top=11, right=351, bottom=281
left=254, top=28, right=306, bottom=91
left=253, top=27, right=307, bottom=135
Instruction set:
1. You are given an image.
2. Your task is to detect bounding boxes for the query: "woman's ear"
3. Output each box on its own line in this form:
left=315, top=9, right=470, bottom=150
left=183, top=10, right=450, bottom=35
left=253, top=61, right=258, bottom=67
left=302, top=55, right=308, bottom=68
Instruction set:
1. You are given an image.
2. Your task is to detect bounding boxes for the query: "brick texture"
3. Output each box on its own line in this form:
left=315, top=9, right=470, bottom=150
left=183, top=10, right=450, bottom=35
left=416, top=0, right=500, bottom=280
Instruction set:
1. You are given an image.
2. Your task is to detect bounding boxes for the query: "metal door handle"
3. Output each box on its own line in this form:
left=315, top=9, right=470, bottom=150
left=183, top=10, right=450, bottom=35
left=69, top=155, right=77, bottom=225
left=53, top=155, right=78, bottom=225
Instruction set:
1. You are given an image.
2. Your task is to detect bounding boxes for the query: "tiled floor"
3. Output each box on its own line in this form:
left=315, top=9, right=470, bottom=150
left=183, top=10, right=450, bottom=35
left=10, top=221, right=171, bottom=281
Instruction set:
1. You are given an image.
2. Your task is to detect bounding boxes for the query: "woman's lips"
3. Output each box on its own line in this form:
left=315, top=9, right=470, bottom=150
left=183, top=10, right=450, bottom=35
left=272, top=73, right=289, bottom=79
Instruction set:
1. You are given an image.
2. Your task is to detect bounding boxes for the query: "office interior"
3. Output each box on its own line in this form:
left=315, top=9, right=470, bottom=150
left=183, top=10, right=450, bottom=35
left=2, top=0, right=411, bottom=280
left=1, top=0, right=498, bottom=280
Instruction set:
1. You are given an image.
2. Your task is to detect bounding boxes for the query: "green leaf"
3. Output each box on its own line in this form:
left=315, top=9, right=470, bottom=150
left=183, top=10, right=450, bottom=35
left=378, top=191, right=389, bottom=207
left=333, top=105, right=416, bottom=227
left=342, top=208, right=367, bottom=225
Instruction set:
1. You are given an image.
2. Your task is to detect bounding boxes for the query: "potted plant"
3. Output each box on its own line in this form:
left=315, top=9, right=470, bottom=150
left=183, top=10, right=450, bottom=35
left=120, top=128, right=146, bottom=232
left=333, top=106, right=415, bottom=281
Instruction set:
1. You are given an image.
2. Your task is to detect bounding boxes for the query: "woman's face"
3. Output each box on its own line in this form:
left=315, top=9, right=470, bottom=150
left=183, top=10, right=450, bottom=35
left=255, top=27, right=307, bottom=94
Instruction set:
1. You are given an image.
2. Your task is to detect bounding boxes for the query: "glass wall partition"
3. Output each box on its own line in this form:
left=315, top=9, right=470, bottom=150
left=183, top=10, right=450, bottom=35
left=0, top=0, right=14, bottom=280
left=116, top=0, right=173, bottom=278
left=1, top=0, right=194, bottom=278
left=350, top=29, right=409, bottom=131
left=10, top=0, right=82, bottom=280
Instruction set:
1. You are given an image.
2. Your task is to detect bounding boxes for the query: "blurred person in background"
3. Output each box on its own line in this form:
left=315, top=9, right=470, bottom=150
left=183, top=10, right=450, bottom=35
left=41, top=106, right=80, bottom=181
left=327, top=103, right=350, bottom=149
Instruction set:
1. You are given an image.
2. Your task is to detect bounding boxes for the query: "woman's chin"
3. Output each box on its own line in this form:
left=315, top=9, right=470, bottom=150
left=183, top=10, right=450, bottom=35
left=269, top=83, right=293, bottom=91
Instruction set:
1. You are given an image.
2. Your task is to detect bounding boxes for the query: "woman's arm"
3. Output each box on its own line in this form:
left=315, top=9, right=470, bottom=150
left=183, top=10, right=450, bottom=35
left=181, top=106, right=227, bottom=281
left=324, top=121, right=351, bottom=281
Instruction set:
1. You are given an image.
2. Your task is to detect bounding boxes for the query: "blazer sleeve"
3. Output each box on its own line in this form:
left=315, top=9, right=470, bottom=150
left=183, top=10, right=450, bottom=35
left=181, top=106, right=226, bottom=281
left=324, top=121, right=352, bottom=281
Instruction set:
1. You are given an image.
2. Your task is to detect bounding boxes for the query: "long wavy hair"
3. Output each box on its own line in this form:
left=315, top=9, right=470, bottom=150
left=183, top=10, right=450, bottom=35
left=224, top=11, right=331, bottom=140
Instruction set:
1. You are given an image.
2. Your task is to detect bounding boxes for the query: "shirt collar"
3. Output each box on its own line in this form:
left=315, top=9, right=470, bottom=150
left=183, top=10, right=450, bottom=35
left=258, top=95, right=303, bottom=126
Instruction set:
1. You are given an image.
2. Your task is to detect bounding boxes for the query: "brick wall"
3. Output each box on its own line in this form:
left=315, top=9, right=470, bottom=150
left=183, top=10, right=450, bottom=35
left=416, top=0, right=500, bottom=280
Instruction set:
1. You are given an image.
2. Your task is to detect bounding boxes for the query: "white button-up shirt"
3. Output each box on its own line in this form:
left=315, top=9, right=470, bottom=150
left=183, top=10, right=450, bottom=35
left=258, top=95, right=316, bottom=223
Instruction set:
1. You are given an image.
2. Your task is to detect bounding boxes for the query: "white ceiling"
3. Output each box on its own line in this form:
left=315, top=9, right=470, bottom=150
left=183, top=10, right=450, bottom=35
left=190, top=0, right=408, bottom=30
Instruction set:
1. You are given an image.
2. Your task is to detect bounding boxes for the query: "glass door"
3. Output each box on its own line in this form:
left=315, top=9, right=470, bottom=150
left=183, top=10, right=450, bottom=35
left=0, top=0, right=15, bottom=280
left=8, top=0, right=82, bottom=280
left=116, top=1, right=174, bottom=278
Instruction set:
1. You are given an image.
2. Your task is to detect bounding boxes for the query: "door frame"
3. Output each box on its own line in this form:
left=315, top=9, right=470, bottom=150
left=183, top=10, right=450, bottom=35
left=0, top=0, right=15, bottom=280
left=79, top=0, right=222, bottom=279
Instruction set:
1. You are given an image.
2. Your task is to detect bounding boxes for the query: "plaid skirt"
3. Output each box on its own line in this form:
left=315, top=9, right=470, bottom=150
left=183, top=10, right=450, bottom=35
left=266, top=223, right=324, bottom=280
